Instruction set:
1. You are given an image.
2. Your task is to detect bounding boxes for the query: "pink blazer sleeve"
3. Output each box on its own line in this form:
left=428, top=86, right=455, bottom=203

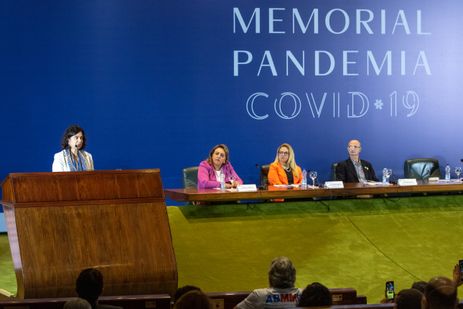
left=225, top=162, right=243, bottom=185
left=197, top=162, right=219, bottom=189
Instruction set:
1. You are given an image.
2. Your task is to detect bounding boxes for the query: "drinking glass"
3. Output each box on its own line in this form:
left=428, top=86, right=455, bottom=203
left=455, top=167, right=462, bottom=180
left=385, top=169, right=392, bottom=183
left=309, top=171, right=317, bottom=188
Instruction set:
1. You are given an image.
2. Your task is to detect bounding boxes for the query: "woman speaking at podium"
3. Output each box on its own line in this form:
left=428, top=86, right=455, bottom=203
left=267, top=143, right=302, bottom=185
left=52, top=125, right=94, bottom=172
left=197, top=144, right=242, bottom=189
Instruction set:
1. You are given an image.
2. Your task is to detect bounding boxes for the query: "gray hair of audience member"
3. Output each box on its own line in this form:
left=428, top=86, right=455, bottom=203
left=64, top=298, right=92, bottom=309
left=412, top=281, right=428, bottom=293
left=268, top=256, right=296, bottom=289
left=298, top=282, right=332, bottom=307
left=396, top=288, right=423, bottom=309
left=423, top=276, right=458, bottom=309
left=173, top=290, right=211, bottom=309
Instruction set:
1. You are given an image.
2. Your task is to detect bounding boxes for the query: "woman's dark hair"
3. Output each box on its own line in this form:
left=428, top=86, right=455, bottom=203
left=61, top=125, right=86, bottom=150
left=396, top=288, right=423, bottom=309
left=173, top=290, right=211, bottom=309
left=75, top=268, right=103, bottom=306
left=173, top=285, right=201, bottom=304
left=411, top=281, right=427, bottom=293
left=298, top=282, right=332, bottom=307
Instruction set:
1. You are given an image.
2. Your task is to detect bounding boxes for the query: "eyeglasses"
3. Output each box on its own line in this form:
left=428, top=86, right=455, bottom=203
left=214, top=152, right=226, bottom=158
left=278, top=151, right=289, bottom=156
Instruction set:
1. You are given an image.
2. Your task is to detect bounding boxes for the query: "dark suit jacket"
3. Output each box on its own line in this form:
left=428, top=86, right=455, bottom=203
left=335, top=159, right=378, bottom=182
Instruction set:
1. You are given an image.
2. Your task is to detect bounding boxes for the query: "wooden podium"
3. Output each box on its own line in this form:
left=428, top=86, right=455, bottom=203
left=1, top=169, right=177, bottom=299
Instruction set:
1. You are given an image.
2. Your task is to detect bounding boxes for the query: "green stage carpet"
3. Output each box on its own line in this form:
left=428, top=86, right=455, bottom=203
left=1, top=195, right=463, bottom=302
left=0, top=234, right=14, bottom=295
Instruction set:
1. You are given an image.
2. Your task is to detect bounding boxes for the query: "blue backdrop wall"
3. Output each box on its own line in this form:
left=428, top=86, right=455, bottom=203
left=1, top=1, right=462, bottom=201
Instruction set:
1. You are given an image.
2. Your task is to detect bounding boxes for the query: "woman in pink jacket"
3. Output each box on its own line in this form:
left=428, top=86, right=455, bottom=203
left=197, top=144, right=243, bottom=189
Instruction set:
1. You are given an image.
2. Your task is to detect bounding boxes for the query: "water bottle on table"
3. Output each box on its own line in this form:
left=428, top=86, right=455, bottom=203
left=220, top=175, right=225, bottom=190
left=382, top=168, right=388, bottom=183
left=445, top=164, right=451, bottom=181
left=301, top=169, right=307, bottom=189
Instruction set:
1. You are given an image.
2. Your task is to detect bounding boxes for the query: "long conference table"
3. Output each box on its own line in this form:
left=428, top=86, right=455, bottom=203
left=164, top=181, right=463, bottom=202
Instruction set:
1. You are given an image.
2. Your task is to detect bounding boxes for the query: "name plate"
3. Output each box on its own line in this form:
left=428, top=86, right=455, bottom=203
left=398, top=178, right=418, bottom=186
left=428, top=177, right=439, bottom=183
left=324, top=181, right=344, bottom=189
left=237, top=184, right=258, bottom=192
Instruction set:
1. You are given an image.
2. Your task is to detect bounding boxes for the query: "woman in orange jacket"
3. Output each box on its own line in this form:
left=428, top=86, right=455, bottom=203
left=267, top=143, right=302, bottom=185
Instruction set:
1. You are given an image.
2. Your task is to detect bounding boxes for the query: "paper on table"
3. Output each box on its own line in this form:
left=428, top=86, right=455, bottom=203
left=273, top=184, right=300, bottom=188
left=437, top=179, right=462, bottom=184
left=365, top=181, right=391, bottom=186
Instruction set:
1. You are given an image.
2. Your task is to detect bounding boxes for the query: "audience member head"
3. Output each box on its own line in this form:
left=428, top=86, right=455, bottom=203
left=61, top=124, right=87, bottom=150
left=64, top=298, right=92, bottom=309
left=173, top=290, right=211, bottom=309
left=412, top=280, right=428, bottom=293
left=174, top=285, right=201, bottom=304
left=268, top=256, right=296, bottom=289
left=396, top=288, right=423, bottom=309
left=423, top=276, right=458, bottom=309
left=347, top=139, right=361, bottom=160
left=273, top=143, right=297, bottom=171
left=298, top=282, right=332, bottom=307
left=207, top=144, right=229, bottom=169
left=76, top=268, right=104, bottom=307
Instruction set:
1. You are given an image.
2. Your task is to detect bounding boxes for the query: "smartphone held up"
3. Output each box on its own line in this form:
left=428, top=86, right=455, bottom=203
left=385, top=281, right=395, bottom=300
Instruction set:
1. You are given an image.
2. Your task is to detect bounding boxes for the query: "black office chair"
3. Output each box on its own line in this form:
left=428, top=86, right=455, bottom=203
left=403, top=158, right=441, bottom=180
left=183, top=166, right=199, bottom=189
left=259, top=164, right=270, bottom=188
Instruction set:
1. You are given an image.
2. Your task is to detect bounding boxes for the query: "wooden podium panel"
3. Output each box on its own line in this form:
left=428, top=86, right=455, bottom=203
left=1, top=169, right=177, bottom=299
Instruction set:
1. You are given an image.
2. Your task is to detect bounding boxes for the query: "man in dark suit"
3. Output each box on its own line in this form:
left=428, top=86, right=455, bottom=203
left=335, top=139, right=378, bottom=183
